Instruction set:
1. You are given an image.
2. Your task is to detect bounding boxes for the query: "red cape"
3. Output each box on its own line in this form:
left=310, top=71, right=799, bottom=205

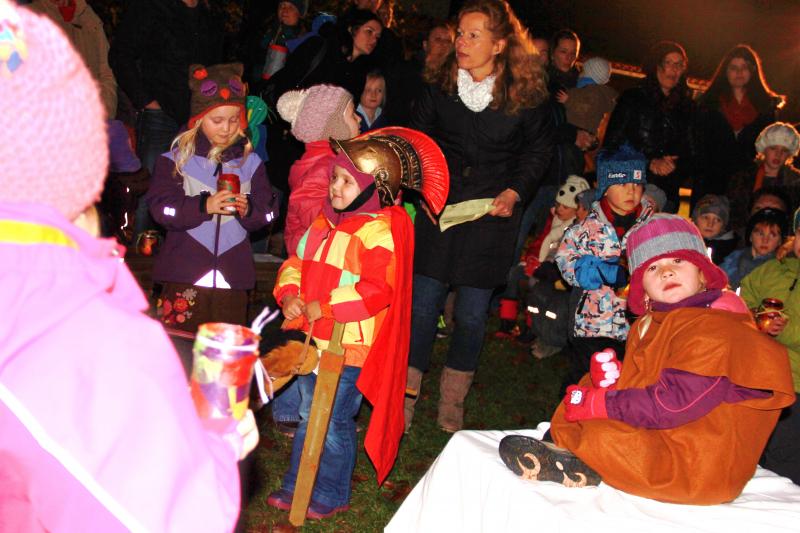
left=356, top=206, right=413, bottom=484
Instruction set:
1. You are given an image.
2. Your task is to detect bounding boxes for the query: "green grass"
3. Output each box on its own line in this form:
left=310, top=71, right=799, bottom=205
left=240, top=322, right=568, bottom=532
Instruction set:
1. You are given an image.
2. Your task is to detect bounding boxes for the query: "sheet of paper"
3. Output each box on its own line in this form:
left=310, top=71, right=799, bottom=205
left=438, top=198, right=495, bottom=232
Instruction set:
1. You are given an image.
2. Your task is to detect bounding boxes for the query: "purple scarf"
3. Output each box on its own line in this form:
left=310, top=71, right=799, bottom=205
left=651, top=289, right=723, bottom=312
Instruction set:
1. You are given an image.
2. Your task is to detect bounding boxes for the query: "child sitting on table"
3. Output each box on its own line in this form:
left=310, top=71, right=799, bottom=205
left=501, top=214, right=794, bottom=504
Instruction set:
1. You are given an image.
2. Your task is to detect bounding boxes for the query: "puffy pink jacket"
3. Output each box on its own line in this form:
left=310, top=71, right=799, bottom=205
left=285, top=140, right=335, bottom=255
left=0, top=203, right=242, bottom=532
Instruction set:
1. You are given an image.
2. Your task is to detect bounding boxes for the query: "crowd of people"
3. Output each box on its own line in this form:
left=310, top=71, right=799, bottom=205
left=2, top=0, right=799, bottom=529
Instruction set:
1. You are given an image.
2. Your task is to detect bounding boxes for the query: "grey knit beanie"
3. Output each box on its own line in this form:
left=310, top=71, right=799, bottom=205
left=691, top=194, right=730, bottom=228
left=581, top=57, right=611, bottom=85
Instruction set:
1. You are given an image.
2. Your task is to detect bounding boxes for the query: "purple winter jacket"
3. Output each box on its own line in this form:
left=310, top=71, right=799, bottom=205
left=146, top=132, right=279, bottom=290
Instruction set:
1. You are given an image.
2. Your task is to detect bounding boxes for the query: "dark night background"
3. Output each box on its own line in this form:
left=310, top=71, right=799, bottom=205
left=77, top=0, right=800, bottom=119
left=468, top=0, right=800, bottom=119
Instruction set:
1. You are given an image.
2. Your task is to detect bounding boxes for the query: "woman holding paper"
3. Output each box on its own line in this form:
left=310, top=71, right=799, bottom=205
left=405, top=0, right=553, bottom=433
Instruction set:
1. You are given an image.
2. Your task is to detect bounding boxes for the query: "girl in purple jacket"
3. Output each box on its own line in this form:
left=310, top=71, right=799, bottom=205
left=146, top=63, right=279, bottom=332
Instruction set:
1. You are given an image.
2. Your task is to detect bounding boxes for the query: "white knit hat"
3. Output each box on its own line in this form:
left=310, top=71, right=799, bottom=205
left=581, top=57, right=611, bottom=85
left=556, top=175, right=591, bottom=209
left=755, top=122, right=800, bottom=157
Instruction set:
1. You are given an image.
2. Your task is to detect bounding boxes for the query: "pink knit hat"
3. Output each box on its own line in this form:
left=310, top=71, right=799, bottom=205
left=277, top=84, right=355, bottom=144
left=0, top=1, right=108, bottom=220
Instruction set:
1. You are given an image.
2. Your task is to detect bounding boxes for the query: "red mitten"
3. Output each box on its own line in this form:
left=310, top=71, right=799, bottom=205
left=590, top=349, right=621, bottom=389
left=563, top=385, right=608, bottom=422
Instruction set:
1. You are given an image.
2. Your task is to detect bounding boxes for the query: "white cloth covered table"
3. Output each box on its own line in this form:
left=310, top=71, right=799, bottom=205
left=386, top=423, right=800, bottom=532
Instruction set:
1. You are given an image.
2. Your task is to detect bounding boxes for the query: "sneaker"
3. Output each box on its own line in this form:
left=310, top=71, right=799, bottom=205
left=498, top=435, right=601, bottom=487
left=274, top=420, right=299, bottom=438
left=306, top=500, right=351, bottom=520
left=530, top=340, right=561, bottom=360
left=266, top=488, right=293, bottom=511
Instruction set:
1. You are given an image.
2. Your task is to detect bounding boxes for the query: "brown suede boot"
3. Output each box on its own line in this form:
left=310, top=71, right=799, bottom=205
left=404, top=367, right=424, bottom=433
left=437, top=367, right=475, bottom=433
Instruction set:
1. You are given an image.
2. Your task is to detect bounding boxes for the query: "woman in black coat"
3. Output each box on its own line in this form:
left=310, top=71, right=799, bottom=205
left=261, top=9, right=382, bottom=195
left=603, top=41, right=698, bottom=212
left=694, top=44, right=785, bottom=202
left=405, top=0, right=553, bottom=434
left=269, top=8, right=382, bottom=103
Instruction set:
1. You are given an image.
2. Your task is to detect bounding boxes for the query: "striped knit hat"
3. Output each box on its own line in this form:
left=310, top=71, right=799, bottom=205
left=626, top=214, right=728, bottom=314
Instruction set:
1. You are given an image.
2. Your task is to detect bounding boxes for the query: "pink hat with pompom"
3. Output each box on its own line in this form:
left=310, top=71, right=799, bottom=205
left=277, top=84, right=355, bottom=144
left=0, top=0, right=108, bottom=220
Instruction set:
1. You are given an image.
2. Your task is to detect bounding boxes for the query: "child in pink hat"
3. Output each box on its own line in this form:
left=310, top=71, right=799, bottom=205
left=277, top=84, right=362, bottom=255
left=0, top=2, right=256, bottom=530
left=501, top=214, right=794, bottom=505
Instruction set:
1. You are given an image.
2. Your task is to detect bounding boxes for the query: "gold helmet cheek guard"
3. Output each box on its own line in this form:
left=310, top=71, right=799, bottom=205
left=330, top=138, right=406, bottom=208
left=330, top=126, right=450, bottom=213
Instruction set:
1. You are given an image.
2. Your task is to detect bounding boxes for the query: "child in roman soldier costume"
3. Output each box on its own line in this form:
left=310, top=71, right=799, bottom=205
left=267, top=127, right=449, bottom=519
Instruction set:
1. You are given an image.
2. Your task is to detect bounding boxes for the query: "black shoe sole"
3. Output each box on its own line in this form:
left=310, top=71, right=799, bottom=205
left=499, top=435, right=601, bottom=487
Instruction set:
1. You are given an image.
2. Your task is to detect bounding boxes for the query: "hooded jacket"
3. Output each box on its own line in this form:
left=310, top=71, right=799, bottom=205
left=740, top=256, right=800, bottom=391
left=284, top=140, right=335, bottom=256
left=146, top=133, right=278, bottom=290
left=0, top=203, right=242, bottom=531
left=556, top=198, right=654, bottom=340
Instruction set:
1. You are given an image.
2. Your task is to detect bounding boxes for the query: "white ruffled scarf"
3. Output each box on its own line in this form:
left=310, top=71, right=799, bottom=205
left=457, top=69, right=495, bottom=112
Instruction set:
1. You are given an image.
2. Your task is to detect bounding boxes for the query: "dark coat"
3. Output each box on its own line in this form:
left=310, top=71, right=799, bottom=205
left=694, top=101, right=778, bottom=200
left=268, top=31, right=376, bottom=103
left=109, top=0, right=223, bottom=125
left=727, top=162, right=800, bottom=239
left=544, top=65, right=581, bottom=187
left=410, top=84, right=554, bottom=288
left=604, top=80, right=699, bottom=210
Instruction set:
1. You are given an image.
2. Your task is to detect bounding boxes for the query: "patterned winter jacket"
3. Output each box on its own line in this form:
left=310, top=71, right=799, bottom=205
left=556, top=198, right=653, bottom=340
left=274, top=210, right=396, bottom=367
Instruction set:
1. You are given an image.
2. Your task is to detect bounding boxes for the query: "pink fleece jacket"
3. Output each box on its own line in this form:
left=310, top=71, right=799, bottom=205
left=285, top=140, right=335, bottom=255
left=0, top=203, right=242, bottom=532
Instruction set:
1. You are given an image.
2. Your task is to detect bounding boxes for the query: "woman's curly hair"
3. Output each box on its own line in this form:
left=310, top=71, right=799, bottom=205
left=424, top=0, right=547, bottom=115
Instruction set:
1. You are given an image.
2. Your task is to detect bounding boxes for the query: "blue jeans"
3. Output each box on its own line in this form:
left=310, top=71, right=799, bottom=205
left=136, top=109, right=180, bottom=234
left=271, top=378, right=301, bottom=423
left=408, top=274, right=494, bottom=372
left=282, top=366, right=363, bottom=508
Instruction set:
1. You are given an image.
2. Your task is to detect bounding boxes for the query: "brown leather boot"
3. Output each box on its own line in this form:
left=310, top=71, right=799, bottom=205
left=437, top=367, right=475, bottom=433
left=404, top=367, right=424, bottom=433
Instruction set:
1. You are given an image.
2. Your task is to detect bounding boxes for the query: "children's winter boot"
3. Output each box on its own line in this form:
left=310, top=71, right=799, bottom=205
left=404, top=366, right=424, bottom=433
left=494, top=298, right=519, bottom=339
left=517, top=310, right=535, bottom=343
left=437, top=367, right=475, bottom=432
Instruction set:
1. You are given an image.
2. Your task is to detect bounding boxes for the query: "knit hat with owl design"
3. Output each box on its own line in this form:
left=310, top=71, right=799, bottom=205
left=188, top=63, right=248, bottom=129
